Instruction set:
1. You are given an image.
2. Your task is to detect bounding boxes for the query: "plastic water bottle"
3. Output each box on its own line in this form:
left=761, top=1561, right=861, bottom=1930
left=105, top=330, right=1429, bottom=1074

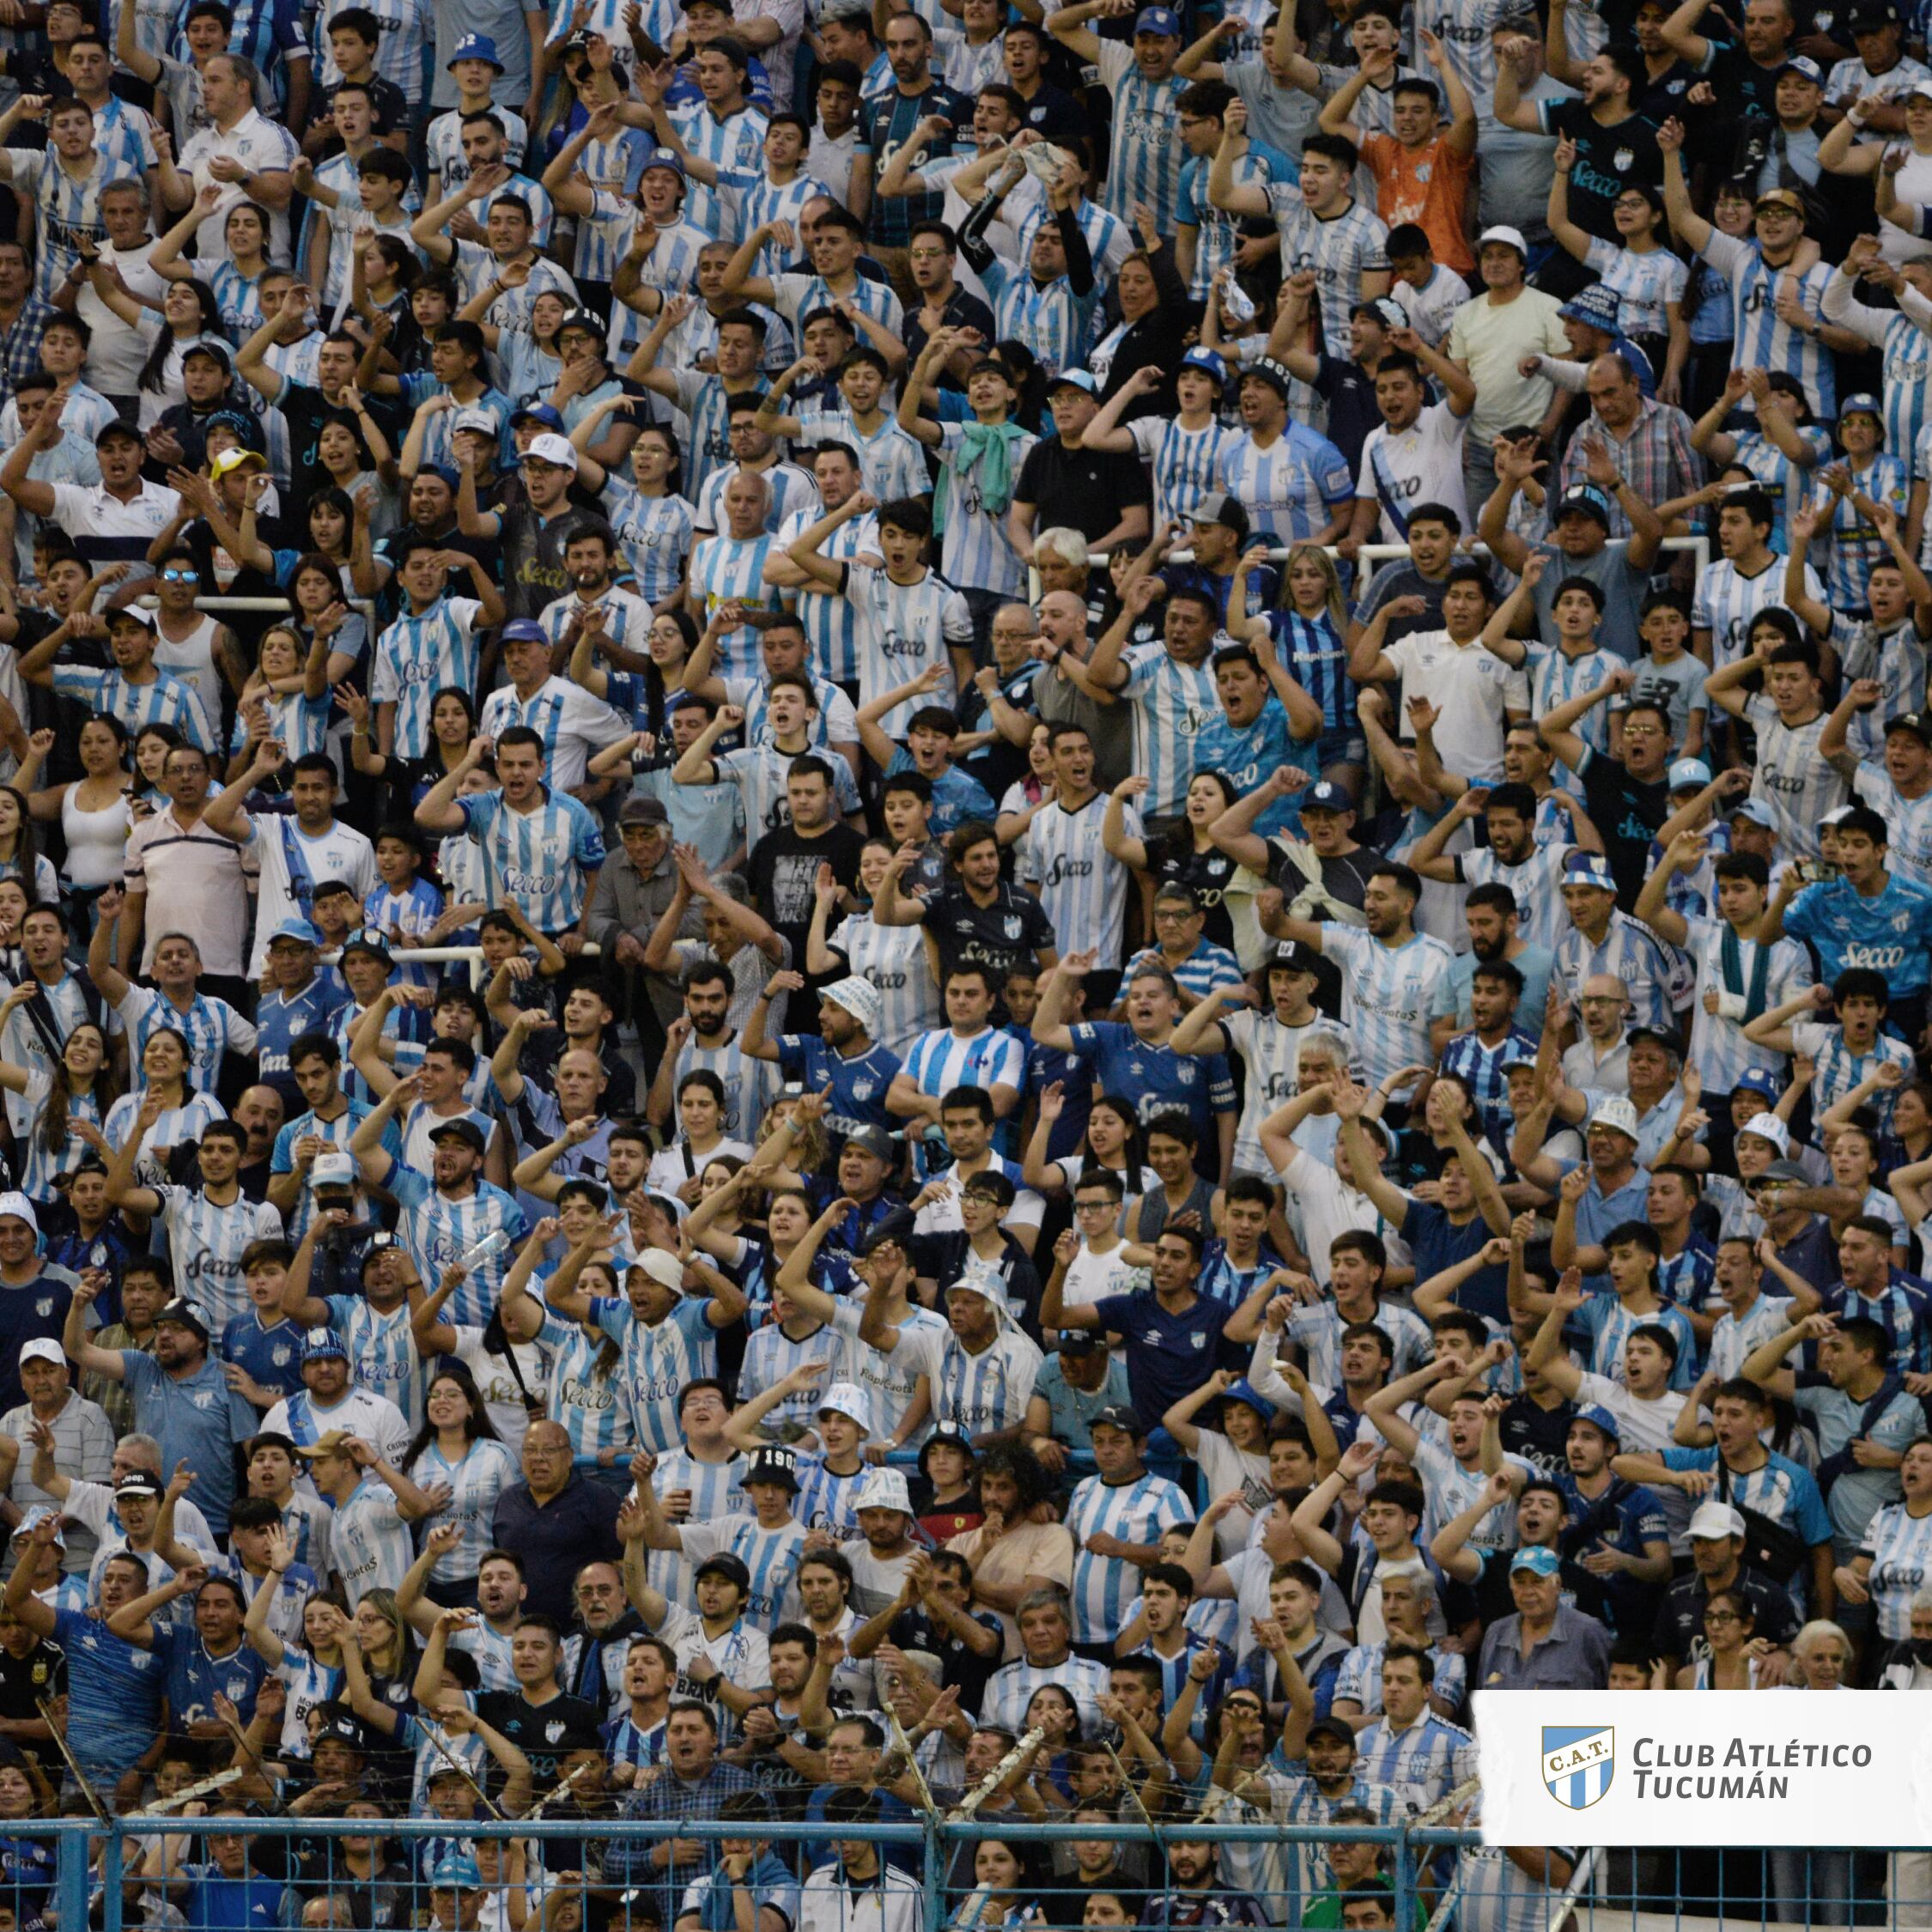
left=459, top=1230, right=513, bottom=1271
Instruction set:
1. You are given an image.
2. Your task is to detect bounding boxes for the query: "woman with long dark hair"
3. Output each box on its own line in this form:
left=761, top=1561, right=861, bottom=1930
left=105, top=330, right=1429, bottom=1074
left=0, top=993, right=114, bottom=1202
left=412, top=1245, right=556, bottom=1451
left=1103, top=769, right=1243, bottom=950
left=341, top=682, right=478, bottom=820
left=13, top=715, right=131, bottom=939
left=403, top=1363, right=516, bottom=1610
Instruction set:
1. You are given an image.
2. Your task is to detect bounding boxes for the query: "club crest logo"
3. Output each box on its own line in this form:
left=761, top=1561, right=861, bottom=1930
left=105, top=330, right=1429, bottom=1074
left=1543, top=1726, right=1613, bottom=1808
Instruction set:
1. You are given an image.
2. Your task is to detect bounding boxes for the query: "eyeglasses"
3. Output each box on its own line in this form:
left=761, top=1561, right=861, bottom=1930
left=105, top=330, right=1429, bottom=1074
left=161, top=568, right=199, bottom=584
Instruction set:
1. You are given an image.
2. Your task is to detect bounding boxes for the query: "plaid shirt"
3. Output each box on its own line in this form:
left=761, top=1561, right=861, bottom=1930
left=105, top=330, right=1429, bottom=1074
left=0, top=295, right=55, bottom=405
left=1556, top=396, right=1704, bottom=540
left=604, top=1759, right=761, bottom=1905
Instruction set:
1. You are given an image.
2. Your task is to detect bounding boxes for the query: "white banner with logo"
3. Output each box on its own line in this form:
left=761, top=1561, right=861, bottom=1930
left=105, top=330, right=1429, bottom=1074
left=1473, top=1691, right=1932, bottom=1846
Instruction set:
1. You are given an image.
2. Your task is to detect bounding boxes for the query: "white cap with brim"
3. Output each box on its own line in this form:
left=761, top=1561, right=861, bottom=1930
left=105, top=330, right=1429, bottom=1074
left=1688, top=1501, right=1747, bottom=1540
left=817, top=1380, right=875, bottom=1438
left=1736, top=1111, right=1791, bottom=1154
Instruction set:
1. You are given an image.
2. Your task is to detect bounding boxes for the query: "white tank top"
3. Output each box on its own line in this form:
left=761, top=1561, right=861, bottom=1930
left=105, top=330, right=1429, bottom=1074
left=1883, top=152, right=1932, bottom=265
left=152, top=614, right=225, bottom=737
left=60, top=784, right=131, bottom=890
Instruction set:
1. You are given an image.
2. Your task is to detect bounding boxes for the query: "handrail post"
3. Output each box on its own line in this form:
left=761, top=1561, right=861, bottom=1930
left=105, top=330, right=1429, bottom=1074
left=61, top=1819, right=98, bottom=1932
left=1394, top=1815, right=1414, bottom=1932
left=923, top=1812, right=944, bottom=1932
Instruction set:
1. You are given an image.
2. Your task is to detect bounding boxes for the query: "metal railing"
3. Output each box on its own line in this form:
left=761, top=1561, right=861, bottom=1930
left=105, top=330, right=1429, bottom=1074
left=10, top=1807, right=1925, bottom=1932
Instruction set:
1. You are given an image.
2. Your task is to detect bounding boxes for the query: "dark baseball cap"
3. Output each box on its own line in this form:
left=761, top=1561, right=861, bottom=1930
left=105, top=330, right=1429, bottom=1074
left=428, top=1119, right=488, bottom=1156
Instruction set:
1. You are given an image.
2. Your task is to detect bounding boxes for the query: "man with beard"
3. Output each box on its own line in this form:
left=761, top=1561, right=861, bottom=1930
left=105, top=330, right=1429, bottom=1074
left=263, top=1242, right=412, bottom=1461
left=62, top=1287, right=258, bottom=1540
left=1408, top=783, right=1580, bottom=957
left=1430, top=885, right=1555, bottom=1049
left=651, top=962, right=780, bottom=1144
left=478, top=617, right=632, bottom=799
left=744, top=971, right=900, bottom=1151
left=744, top=761, right=867, bottom=975
left=398, top=1525, right=527, bottom=1691
left=1147, top=1827, right=1271, bottom=1929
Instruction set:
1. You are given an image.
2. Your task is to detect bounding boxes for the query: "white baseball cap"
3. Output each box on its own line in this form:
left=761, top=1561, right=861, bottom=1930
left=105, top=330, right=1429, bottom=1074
left=1737, top=1111, right=1791, bottom=1154
left=1688, top=1501, right=1747, bottom=1540
left=1479, top=224, right=1528, bottom=256
left=1587, top=1095, right=1640, bottom=1144
left=821, top=975, right=883, bottom=1036
left=18, top=1340, right=64, bottom=1370
left=524, top=431, right=579, bottom=471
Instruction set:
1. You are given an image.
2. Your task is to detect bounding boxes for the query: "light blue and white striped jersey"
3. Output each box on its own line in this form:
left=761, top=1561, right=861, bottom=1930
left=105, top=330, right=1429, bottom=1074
left=362, top=877, right=442, bottom=997
left=982, top=258, right=1094, bottom=381
left=1219, top=422, right=1355, bottom=546
left=667, top=97, right=769, bottom=241
left=828, top=912, right=941, bottom=1058
left=9, top=151, right=127, bottom=304
left=1527, top=641, right=1619, bottom=782
left=425, top=102, right=530, bottom=199
left=668, top=367, right=766, bottom=509
left=1263, top=188, right=1391, bottom=352
left=1580, top=237, right=1688, bottom=343
left=1331, top=1639, right=1467, bottom=1719
left=479, top=671, right=635, bottom=795
left=1552, top=908, right=1676, bottom=1033
left=1698, top=229, right=1838, bottom=420
left=1839, top=619, right=1931, bottom=764
left=896, top=1323, right=1042, bottom=1437
left=643, top=1448, right=748, bottom=1608
left=546, top=1305, right=634, bottom=1461
left=793, top=408, right=931, bottom=507
left=1460, top=836, right=1572, bottom=957
left=1792, top=1018, right=1918, bottom=1129
left=1740, top=693, right=1846, bottom=862
left=1677, top=914, right=1808, bottom=1097
left=1854, top=759, right=1932, bottom=889
left=599, top=479, right=696, bottom=608
left=1823, top=278, right=1932, bottom=489
left=1022, top=792, right=1136, bottom=967
left=1861, top=1496, right=1932, bottom=1639
left=1823, top=453, right=1912, bottom=614
left=711, top=742, right=862, bottom=845
left=320, top=1291, right=422, bottom=1432
left=589, top=1293, right=718, bottom=1455
left=738, top=1317, right=839, bottom=1430
left=386, top=1167, right=526, bottom=1328
left=101, top=1087, right=228, bottom=1169
left=696, top=459, right=822, bottom=538
left=369, top=596, right=483, bottom=757
left=770, top=270, right=902, bottom=344
left=827, top=1297, right=945, bottom=1455
left=714, top=165, right=824, bottom=281
left=605, top=214, right=713, bottom=364
left=113, top=985, right=253, bottom=1097
left=327, top=1472, right=416, bottom=1601
left=791, top=1448, right=868, bottom=1543
left=1091, top=39, right=1187, bottom=230
left=678, top=1509, right=809, bottom=1630
left=449, top=1614, right=516, bottom=1693
left=152, top=1185, right=283, bottom=1335
left=837, top=560, right=974, bottom=713
left=410, top=1436, right=517, bottom=1582
left=674, top=1032, right=780, bottom=1144
left=981, top=1651, right=1112, bottom=1733
left=313, top=0, right=435, bottom=106
left=1354, top=1709, right=1479, bottom=1813
left=453, top=786, right=607, bottom=935
left=689, top=532, right=787, bottom=681
left=48, top=664, right=214, bottom=752
left=1128, top=413, right=1239, bottom=527
left=1176, top=142, right=1293, bottom=300
left=1288, top=1297, right=1431, bottom=1383
left=1064, top=1469, right=1190, bottom=1643
left=933, top=417, right=1039, bottom=598
left=1267, top=609, right=1355, bottom=738
left=1318, top=922, right=1456, bottom=1089
left=773, top=501, right=878, bottom=686
left=1119, top=641, right=1219, bottom=819
left=303, top=159, right=422, bottom=312
left=1692, top=555, right=1815, bottom=672
left=899, top=1024, right=1027, bottom=1111
left=551, top=132, right=646, bottom=281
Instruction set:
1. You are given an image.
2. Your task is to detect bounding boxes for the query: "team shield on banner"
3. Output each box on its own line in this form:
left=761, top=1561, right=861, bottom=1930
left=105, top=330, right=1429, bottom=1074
left=1474, top=1691, right=1932, bottom=1846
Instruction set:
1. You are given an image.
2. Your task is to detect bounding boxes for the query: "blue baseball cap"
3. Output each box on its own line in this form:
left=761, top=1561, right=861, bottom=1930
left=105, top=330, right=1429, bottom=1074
left=641, top=145, right=686, bottom=179
left=447, top=32, right=505, bottom=69
left=1735, top=1066, right=1783, bottom=1101
left=302, top=1327, right=348, bottom=1364
left=1558, top=284, right=1621, bottom=332
left=1572, top=1403, right=1622, bottom=1444
left=1840, top=392, right=1883, bottom=422
left=499, top=619, right=549, bottom=646
left=1048, top=368, right=1098, bottom=396
left=1564, top=852, right=1616, bottom=890
left=1302, top=780, right=1354, bottom=814
left=1668, top=758, right=1713, bottom=792
left=1779, top=52, right=1825, bottom=80
left=1135, top=5, right=1182, bottom=30
left=430, top=1855, right=483, bottom=1892
left=511, top=402, right=565, bottom=432
left=1181, top=346, right=1230, bottom=389
left=267, top=917, right=321, bottom=947
left=1510, top=1546, right=1562, bottom=1577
